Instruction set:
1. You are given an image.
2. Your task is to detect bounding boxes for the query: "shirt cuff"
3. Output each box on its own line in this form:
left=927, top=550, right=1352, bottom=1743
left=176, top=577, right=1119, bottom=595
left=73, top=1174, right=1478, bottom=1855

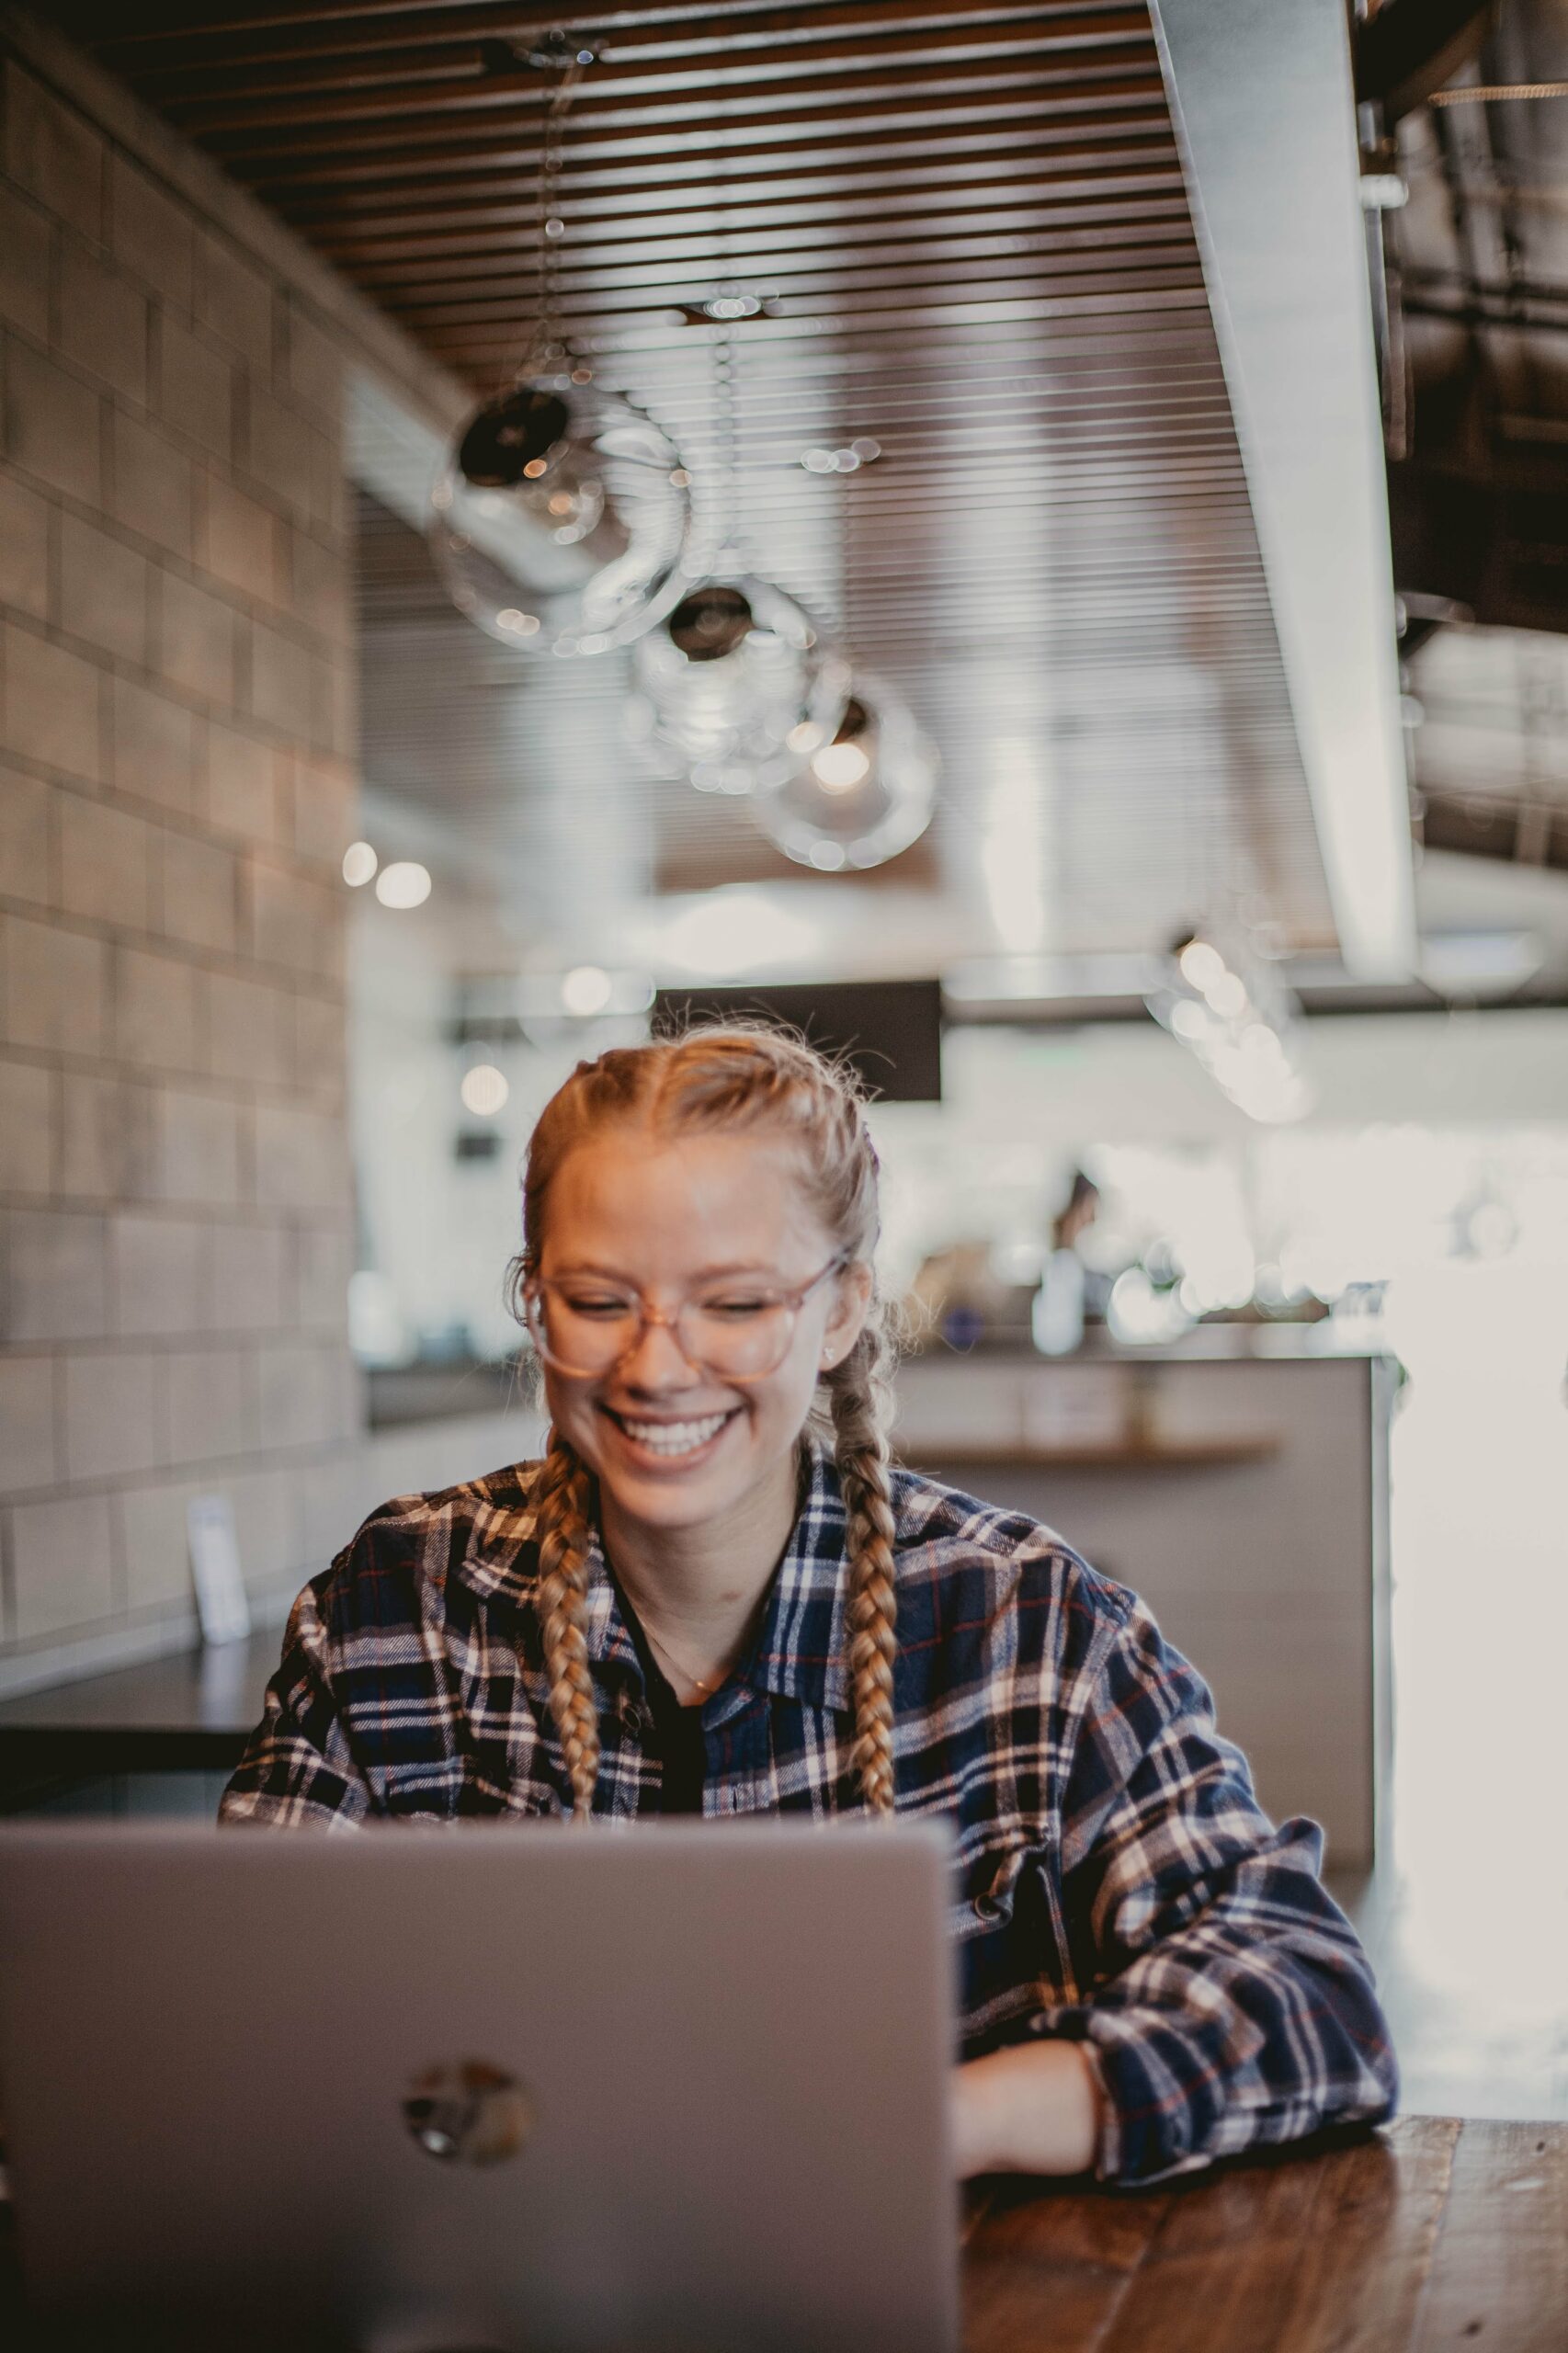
left=1026, top=2006, right=1220, bottom=2185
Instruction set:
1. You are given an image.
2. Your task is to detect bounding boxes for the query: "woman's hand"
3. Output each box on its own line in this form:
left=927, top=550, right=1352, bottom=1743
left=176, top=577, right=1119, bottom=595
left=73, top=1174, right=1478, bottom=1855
left=950, top=2040, right=1103, bottom=2179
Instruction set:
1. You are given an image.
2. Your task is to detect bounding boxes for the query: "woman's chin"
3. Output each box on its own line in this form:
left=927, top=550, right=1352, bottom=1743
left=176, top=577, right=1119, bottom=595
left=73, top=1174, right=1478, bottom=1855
left=594, top=1428, right=799, bottom=1538
left=609, top=1477, right=726, bottom=1528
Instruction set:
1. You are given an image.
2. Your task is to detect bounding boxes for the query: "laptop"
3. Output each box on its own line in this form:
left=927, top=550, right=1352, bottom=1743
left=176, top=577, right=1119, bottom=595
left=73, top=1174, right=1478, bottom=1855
left=0, top=1820, right=960, bottom=2353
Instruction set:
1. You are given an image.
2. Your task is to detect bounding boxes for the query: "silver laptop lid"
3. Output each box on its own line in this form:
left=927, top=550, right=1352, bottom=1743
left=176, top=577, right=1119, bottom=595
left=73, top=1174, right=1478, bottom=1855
left=0, top=1820, right=960, bottom=2353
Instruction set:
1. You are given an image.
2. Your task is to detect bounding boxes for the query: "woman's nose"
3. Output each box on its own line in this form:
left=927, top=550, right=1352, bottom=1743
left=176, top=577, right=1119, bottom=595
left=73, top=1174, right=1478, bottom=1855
left=618, top=1310, right=701, bottom=1388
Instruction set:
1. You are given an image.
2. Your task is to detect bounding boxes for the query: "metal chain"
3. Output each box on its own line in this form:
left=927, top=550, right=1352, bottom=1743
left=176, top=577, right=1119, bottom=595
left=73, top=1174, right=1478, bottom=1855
left=520, top=48, right=588, bottom=380
left=710, top=312, right=743, bottom=563
left=637, top=1613, right=724, bottom=1701
left=706, top=121, right=752, bottom=570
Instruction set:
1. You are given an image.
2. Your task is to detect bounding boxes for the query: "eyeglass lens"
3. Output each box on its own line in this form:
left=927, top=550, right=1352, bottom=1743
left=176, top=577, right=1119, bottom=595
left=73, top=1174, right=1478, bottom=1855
left=528, top=1287, right=798, bottom=1379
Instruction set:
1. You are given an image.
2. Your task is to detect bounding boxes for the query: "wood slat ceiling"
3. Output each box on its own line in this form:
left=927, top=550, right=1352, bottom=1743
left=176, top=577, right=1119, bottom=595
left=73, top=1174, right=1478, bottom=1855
left=58, top=0, right=1335, bottom=961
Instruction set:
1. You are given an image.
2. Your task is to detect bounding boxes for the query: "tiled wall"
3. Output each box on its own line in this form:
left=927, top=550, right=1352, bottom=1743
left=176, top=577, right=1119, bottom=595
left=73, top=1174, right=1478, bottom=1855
left=0, top=26, right=464, bottom=1689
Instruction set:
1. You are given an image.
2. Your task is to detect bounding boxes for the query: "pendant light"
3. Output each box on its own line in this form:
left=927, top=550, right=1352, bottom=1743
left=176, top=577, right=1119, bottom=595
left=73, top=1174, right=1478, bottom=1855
left=752, top=676, right=938, bottom=870
left=634, top=569, right=850, bottom=793
left=1146, top=920, right=1312, bottom=1122
left=427, top=41, right=692, bottom=657
left=631, top=285, right=848, bottom=781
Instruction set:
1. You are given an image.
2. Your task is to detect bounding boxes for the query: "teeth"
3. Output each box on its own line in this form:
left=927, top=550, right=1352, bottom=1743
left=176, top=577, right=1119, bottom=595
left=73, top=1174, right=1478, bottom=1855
left=619, top=1413, right=729, bottom=1457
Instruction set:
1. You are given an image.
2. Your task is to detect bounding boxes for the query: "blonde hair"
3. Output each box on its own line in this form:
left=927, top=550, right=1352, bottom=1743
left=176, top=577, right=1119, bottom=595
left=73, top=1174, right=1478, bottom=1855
left=508, top=1026, right=899, bottom=1823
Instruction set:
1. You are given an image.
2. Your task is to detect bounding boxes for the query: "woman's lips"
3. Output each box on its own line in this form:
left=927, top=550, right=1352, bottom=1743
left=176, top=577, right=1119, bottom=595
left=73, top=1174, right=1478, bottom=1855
left=598, top=1404, right=743, bottom=1467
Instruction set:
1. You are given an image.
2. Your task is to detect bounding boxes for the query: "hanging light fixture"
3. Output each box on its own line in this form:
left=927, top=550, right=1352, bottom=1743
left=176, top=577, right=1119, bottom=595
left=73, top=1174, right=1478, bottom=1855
left=1146, top=921, right=1312, bottom=1122
left=751, top=676, right=938, bottom=870
left=631, top=272, right=848, bottom=783
left=428, top=40, right=692, bottom=656
left=634, top=570, right=850, bottom=793
left=430, top=381, right=692, bottom=657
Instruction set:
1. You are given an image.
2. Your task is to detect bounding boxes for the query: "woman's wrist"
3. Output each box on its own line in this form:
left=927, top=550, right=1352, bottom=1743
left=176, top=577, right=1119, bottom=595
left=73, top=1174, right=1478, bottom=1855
left=951, top=2040, right=1104, bottom=2179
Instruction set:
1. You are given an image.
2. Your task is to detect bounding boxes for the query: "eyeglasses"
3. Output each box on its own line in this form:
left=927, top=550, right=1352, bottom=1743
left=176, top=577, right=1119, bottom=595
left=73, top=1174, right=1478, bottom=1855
left=523, top=1257, right=846, bottom=1381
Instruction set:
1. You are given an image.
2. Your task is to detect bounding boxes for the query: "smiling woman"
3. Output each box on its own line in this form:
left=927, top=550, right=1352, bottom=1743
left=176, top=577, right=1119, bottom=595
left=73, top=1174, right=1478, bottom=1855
left=222, top=1027, right=1397, bottom=2186
left=507, top=1034, right=889, bottom=1821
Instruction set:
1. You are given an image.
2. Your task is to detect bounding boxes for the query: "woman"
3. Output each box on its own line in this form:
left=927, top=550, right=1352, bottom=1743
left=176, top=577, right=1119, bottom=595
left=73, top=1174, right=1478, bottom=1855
left=223, top=1027, right=1397, bottom=2184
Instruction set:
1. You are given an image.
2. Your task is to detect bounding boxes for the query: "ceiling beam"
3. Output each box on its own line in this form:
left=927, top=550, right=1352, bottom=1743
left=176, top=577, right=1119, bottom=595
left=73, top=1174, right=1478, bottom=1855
left=1151, top=0, right=1418, bottom=979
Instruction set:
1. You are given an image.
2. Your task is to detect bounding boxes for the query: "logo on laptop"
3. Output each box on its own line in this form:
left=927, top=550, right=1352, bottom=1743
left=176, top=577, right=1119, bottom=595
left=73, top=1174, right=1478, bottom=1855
left=403, top=2060, right=533, bottom=2166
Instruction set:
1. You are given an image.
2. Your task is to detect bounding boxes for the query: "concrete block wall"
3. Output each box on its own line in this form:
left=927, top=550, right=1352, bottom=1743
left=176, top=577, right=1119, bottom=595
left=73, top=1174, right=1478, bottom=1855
left=0, top=17, right=468, bottom=1691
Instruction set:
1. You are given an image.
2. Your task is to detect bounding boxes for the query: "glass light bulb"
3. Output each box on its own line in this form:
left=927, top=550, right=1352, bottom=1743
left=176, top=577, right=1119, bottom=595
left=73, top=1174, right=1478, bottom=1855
left=634, top=571, right=850, bottom=790
left=430, top=380, right=693, bottom=657
left=751, top=676, right=937, bottom=871
left=811, top=741, right=871, bottom=791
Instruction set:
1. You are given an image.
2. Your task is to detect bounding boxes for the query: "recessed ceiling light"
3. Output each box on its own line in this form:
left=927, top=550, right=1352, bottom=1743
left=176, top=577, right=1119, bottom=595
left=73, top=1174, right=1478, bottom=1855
left=460, top=1063, right=509, bottom=1117
left=800, top=440, right=884, bottom=473
left=375, top=861, right=432, bottom=910
left=560, top=964, right=614, bottom=1016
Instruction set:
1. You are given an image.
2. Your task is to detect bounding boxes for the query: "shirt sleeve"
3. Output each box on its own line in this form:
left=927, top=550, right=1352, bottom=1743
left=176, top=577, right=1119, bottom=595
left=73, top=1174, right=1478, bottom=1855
left=1028, top=1597, right=1398, bottom=2184
left=218, top=1570, right=370, bottom=1829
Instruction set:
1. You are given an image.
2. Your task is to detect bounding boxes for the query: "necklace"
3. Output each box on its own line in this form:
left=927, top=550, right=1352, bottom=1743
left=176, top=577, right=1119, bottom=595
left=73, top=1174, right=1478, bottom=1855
left=637, top=1616, right=725, bottom=1702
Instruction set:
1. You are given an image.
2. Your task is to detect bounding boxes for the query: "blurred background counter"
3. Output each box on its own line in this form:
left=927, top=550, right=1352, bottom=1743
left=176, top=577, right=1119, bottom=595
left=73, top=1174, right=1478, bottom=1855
left=896, top=1334, right=1397, bottom=1873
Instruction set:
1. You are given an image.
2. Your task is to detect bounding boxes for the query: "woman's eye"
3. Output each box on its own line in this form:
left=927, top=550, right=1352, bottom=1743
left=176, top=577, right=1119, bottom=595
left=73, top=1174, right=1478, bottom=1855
left=564, top=1295, right=633, bottom=1319
left=699, top=1296, right=771, bottom=1320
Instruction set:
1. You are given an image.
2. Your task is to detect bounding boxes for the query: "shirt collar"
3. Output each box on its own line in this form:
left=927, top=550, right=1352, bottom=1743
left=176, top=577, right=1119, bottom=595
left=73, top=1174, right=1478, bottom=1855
left=733, top=1435, right=853, bottom=1713
left=461, top=1437, right=854, bottom=1713
left=459, top=1475, right=641, bottom=1682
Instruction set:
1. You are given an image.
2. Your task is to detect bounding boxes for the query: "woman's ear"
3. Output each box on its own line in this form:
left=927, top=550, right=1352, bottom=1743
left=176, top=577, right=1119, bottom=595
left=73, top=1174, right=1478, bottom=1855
left=820, top=1259, right=875, bottom=1369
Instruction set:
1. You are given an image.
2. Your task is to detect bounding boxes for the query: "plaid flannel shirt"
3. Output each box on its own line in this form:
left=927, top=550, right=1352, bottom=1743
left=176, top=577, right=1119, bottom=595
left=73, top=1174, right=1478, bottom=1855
left=221, top=1443, right=1397, bottom=2183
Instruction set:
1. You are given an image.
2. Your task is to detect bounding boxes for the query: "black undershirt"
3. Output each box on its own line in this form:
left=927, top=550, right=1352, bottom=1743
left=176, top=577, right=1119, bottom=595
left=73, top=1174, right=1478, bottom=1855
left=612, top=1582, right=707, bottom=1815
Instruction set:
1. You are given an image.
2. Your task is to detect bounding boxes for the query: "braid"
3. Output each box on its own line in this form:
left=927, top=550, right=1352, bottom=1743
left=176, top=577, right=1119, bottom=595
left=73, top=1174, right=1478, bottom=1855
left=530, top=1435, right=600, bottom=1823
left=828, top=1316, right=899, bottom=1816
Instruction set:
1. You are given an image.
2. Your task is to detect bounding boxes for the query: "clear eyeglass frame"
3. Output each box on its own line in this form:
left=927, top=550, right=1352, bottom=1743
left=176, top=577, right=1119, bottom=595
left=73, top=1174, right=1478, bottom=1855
left=522, top=1256, right=847, bottom=1381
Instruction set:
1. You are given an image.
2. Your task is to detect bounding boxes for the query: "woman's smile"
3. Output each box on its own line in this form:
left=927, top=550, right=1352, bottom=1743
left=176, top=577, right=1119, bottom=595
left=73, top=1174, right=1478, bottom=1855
left=597, top=1402, right=744, bottom=1467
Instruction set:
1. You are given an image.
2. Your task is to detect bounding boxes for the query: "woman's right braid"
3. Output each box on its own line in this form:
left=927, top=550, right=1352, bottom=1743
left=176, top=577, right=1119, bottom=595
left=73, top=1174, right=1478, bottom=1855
left=829, top=1316, right=899, bottom=1817
left=530, top=1436, right=601, bottom=1823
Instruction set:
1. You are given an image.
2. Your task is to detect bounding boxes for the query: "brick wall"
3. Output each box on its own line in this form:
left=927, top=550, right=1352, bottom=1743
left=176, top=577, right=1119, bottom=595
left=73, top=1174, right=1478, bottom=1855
left=0, top=16, right=467, bottom=1689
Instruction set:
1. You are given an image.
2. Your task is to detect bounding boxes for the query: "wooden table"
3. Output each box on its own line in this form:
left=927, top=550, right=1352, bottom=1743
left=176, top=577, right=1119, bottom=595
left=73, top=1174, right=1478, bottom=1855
left=1, top=2118, right=1562, bottom=2346
left=962, top=2118, right=1567, bottom=2351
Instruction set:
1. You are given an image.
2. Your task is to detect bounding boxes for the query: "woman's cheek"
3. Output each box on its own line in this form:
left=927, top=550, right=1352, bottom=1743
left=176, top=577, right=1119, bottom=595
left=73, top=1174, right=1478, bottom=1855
left=542, top=1374, right=596, bottom=1455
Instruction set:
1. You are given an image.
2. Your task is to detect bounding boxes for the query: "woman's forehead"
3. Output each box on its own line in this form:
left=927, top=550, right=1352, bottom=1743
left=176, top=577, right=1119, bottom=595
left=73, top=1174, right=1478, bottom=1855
left=543, top=1128, right=826, bottom=1265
